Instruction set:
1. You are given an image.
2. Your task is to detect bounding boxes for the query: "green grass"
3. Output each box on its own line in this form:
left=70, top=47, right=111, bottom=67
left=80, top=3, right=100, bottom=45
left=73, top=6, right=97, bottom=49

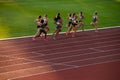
left=0, top=0, right=120, bottom=39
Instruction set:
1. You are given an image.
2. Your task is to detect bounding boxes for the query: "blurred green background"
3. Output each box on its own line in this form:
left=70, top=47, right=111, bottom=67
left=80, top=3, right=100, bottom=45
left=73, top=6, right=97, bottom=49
left=0, top=0, right=120, bottom=39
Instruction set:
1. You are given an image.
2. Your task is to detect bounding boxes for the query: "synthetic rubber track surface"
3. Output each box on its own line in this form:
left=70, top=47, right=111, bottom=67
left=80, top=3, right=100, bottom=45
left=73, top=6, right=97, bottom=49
left=0, top=27, right=120, bottom=80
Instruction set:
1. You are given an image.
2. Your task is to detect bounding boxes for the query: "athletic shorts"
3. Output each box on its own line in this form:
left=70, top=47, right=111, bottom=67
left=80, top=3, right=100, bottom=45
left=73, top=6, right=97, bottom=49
left=37, top=25, right=40, bottom=28
left=93, top=19, right=97, bottom=23
left=72, top=23, right=77, bottom=27
left=68, top=21, right=72, bottom=25
left=44, top=23, right=48, bottom=27
left=56, top=25, right=61, bottom=29
left=40, top=29, right=46, bottom=33
left=79, top=20, right=83, bottom=22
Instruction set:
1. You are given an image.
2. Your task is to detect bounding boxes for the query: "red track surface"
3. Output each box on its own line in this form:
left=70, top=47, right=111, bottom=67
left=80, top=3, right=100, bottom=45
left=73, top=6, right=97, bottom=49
left=0, top=27, right=120, bottom=80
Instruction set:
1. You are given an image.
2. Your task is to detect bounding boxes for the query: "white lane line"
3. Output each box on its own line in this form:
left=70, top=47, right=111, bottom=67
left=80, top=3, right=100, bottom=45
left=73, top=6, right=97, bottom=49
left=0, top=58, right=19, bottom=63
left=0, top=46, right=119, bottom=70
left=42, top=39, right=120, bottom=51
left=38, top=49, right=120, bottom=63
left=0, top=28, right=118, bottom=62
left=0, top=52, right=119, bottom=75
left=32, top=44, right=120, bottom=57
left=9, top=39, right=120, bottom=58
left=0, top=63, right=76, bottom=74
left=1, top=34, right=119, bottom=57
left=0, top=31, right=120, bottom=49
left=0, top=39, right=119, bottom=59
left=0, top=59, right=37, bottom=68
left=0, top=48, right=119, bottom=69
left=60, top=53, right=120, bottom=64
left=0, top=26, right=119, bottom=47
left=8, top=59, right=120, bottom=80
left=89, top=48, right=105, bottom=52
left=0, top=26, right=120, bottom=41
left=46, top=49, right=120, bottom=61
left=0, top=36, right=119, bottom=54
left=0, top=43, right=119, bottom=64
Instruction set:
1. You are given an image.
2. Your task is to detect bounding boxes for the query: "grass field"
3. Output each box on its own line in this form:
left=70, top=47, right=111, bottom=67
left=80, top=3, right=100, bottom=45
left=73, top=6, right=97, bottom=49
left=0, top=0, right=120, bottom=39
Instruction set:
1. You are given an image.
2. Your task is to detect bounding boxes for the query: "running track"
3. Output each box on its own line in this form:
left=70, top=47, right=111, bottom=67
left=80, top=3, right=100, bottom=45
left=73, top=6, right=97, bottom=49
left=0, top=27, right=120, bottom=80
